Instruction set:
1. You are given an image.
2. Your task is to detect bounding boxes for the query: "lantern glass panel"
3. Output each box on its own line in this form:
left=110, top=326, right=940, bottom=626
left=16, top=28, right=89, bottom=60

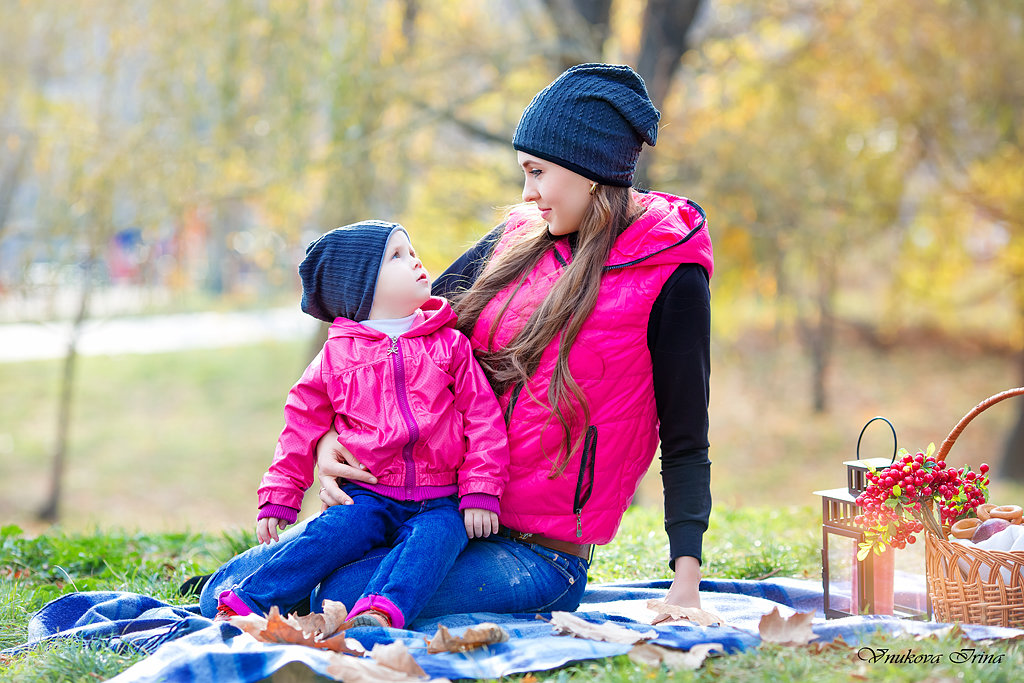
left=824, top=531, right=856, bottom=615
left=893, top=541, right=928, bottom=615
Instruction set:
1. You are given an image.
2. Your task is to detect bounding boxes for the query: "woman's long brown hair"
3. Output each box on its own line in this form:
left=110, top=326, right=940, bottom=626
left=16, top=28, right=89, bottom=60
left=452, top=185, right=642, bottom=475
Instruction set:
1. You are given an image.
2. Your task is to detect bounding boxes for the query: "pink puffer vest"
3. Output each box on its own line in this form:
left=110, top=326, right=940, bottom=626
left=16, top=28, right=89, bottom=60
left=470, top=191, right=713, bottom=544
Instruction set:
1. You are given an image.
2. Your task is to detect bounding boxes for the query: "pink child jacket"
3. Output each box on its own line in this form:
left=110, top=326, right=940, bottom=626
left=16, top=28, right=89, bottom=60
left=257, top=297, right=509, bottom=523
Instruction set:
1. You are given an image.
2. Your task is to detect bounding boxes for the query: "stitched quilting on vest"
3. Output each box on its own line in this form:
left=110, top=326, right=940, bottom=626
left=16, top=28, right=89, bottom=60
left=470, top=191, right=713, bottom=543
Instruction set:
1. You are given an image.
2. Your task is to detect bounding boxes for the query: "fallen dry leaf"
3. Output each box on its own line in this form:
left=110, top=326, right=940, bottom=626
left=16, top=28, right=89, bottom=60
left=317, top=631, right=367, bottom=656
left=229, top=612, right=270, bottom=639
left=757, top=607, right=817, bottom=646
left=425, top=623, right=509, bottom=654
left=279, top=599, right=350, bottom=639
left=327, top=652, right=449, bottom=682
left=645, top=599, right=724, bottom=626
left=628, top=642, right=724, bottom=670
left=370, top=642, right=428, bottom=678
left=260, top=607, right=323, bottom=646
left=545, top=612, right=656, bottom=644
left=321, top=600, right=350, bottom=636
left=231, top=605, right=364, bottom=656
left=913, top=624, right=968, bottom=643
left=284, top=611, right=324, bottom=637
left=806, top=635, right=851, bottom=653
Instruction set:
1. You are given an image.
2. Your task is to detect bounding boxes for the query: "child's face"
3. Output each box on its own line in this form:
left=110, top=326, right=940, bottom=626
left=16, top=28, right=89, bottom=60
left=368, top=231, right=431, bottom=319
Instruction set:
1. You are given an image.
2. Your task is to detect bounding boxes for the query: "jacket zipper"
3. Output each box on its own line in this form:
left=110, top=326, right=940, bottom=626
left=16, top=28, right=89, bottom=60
left=388, top=335, right=420, bottom=497
left=604, top=199, right=708, bottom=272
left=553, top=246, right=569, bottom=268
left=572, top=426, right=598, bottom=538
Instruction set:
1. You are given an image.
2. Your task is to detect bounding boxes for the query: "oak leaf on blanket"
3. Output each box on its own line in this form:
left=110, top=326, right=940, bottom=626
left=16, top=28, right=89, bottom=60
left=425, top=622, right=509, bottom=653
left=757, top=607, right=817, bottom=646
left=544, top=611, right=656, bottom=644
left=645, top=599, right=724, bottom=626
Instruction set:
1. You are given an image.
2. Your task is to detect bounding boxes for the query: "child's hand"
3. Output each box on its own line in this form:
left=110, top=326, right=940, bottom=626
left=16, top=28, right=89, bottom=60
left=257, top=517, right=290, bottom=544
left=464, top=508, right=499, bottom=539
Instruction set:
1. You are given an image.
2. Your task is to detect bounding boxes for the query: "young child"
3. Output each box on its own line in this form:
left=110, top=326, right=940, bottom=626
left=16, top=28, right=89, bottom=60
left=216, top=220, right=510, bottom=629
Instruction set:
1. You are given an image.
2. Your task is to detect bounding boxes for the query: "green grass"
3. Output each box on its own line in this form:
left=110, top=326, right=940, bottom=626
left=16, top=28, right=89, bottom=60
left=5, top=509, right=1021, bottom=682
left=0, top=524, right=257, bottom=681
left=1, top=340, right=327, bottom=534
left=0, top=506, right=818, bottom=680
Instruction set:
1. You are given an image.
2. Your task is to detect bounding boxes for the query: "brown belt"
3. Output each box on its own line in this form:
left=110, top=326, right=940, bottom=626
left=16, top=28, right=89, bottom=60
left=501, top=527, right=593, bottom=561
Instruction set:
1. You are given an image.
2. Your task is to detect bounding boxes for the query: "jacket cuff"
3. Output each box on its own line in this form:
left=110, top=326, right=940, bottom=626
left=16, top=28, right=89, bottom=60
left=258, top=503, right=298, bottom=525
left=667, top=520, right=705, bottom=569
left=459, top=493, right=500, bottom=515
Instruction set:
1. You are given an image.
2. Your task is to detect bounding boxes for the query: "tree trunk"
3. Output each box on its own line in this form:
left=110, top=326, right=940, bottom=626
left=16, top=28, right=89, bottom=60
left=1000, top=287, right=1024, bottom=481
left=633, top=0, right=704, bottom=188
left=0, top=132, right=32, bottom=239
left=38, top=258, right=93, bottom=522
left=798, top=254, right=836, bottom=414
left=541, top=0, right=612, bottom=70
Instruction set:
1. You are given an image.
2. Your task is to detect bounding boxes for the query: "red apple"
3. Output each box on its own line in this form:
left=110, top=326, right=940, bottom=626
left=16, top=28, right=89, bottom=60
left=972, top=518, right=1011, bottom=543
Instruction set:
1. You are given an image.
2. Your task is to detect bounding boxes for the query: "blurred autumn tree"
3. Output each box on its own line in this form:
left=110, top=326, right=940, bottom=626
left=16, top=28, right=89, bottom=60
left=650, top=0, right=1023, bottom=427
left=868, top=0, right=1024, bottom=478
left=1, top=0, right=548, bottom=520
left=5, top=0, right=1024, bottom=522
left=657, top=2, right=915, bottom=413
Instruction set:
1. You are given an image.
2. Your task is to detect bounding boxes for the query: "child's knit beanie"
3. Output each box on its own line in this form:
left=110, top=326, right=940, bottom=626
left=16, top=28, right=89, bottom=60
left=512, top=63, right=660, bottom=187
left=298, top=220, right=408, bottom=323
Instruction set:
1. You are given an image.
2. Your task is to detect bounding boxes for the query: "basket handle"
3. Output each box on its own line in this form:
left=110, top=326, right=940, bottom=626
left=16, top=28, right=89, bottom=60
left=935, top=387, right=1024, bottom=463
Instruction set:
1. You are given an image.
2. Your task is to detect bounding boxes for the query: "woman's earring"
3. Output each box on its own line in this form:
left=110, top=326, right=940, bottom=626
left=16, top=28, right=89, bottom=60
left=589, top=182, right=598, bottom=196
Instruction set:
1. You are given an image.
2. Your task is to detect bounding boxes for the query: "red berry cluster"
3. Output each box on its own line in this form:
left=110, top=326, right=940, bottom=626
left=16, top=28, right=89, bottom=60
left=853, top=447, right=990, bottom=555
left=939, top=463, right=990, bottom=523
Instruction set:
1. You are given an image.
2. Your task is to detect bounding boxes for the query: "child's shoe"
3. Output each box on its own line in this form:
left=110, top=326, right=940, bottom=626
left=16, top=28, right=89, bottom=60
left=214, top=589, right=254, bottom=622
left=214, top=603, right=240, bottom=622
left=343, top=608, right=391, bottom=629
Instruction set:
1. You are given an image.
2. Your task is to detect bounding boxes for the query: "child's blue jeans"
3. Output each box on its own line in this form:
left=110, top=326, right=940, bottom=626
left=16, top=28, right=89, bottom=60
left=229, top=486, right=467, bottom=628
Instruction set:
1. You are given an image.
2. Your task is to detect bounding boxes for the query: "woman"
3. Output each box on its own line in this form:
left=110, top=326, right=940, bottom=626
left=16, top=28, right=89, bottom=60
left=199, top=63, right=712, bottom=621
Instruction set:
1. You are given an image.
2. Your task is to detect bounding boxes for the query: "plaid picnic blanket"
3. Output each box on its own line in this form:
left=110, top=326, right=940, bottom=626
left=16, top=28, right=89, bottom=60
left=6, top=577, right=1022, bottom=682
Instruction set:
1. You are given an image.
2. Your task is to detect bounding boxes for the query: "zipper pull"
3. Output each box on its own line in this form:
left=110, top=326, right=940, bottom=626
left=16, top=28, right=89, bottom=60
left=387, top=335, right=399, bottom=355
left=575, top=511, right=583, bottom=539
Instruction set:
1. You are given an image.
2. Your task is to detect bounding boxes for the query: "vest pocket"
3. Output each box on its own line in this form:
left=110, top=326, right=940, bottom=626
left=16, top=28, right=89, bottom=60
left=572, top=426, right=598, bottom=538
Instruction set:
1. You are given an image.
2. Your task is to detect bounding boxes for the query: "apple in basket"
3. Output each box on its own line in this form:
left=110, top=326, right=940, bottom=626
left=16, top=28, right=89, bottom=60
left=971, top=518, right=1010, bottom=543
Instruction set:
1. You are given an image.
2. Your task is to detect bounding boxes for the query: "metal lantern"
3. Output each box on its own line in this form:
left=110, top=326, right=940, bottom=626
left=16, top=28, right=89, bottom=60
left=814, top=417, right=926, bottom=618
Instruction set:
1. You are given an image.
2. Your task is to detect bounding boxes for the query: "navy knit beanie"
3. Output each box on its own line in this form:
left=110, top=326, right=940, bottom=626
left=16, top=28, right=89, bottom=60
left=513, top=63, right=660, bottom=187
left=298, top=220, right=407, bottom=323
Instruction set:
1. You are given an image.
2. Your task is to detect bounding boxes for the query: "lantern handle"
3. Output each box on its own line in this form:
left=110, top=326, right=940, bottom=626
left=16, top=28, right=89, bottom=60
left=856, top=416, right=898, bottom=463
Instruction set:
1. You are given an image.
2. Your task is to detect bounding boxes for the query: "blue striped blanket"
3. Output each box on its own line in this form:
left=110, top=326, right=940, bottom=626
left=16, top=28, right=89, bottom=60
left=7, top=577, right=1021, bottom=681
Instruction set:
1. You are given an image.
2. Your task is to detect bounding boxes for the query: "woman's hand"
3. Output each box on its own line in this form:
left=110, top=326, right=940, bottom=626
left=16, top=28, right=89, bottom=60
left=464, top=508, right=499, bottom=539
left=651, top=555, right=702, bottom=623
left=315, top=427, right=377, bottom=508
left=257, top=517, right=289, bottom=544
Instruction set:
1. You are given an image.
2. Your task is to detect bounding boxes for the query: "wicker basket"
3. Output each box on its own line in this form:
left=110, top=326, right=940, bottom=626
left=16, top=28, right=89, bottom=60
left=925, top=387, right=1024, bottom=628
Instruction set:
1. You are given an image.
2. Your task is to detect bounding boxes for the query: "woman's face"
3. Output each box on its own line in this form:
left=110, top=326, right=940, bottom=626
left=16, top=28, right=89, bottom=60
left=517, top=152, right=594, bottom=236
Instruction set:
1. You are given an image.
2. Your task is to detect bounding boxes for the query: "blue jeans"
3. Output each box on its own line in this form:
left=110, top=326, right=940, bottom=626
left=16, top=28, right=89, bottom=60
left=201, top=509, right=589, bottom=626
left=227, top=487, right=466, bottom=628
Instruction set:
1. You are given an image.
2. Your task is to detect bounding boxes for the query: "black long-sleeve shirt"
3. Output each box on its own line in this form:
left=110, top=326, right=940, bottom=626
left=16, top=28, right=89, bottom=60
left=432, top=225, right=712, bottom=566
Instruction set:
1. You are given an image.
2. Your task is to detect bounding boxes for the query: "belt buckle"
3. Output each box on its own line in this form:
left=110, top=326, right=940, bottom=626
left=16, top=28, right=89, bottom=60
left=518, top=532, right=534, bottom=540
